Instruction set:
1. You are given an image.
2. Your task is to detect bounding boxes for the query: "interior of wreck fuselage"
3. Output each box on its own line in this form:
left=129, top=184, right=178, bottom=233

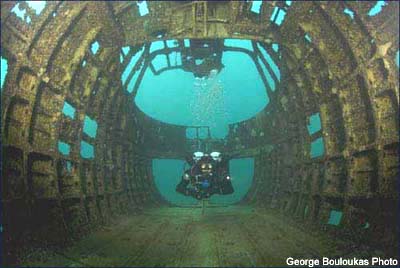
left=1, top=1, right=399, bottom=266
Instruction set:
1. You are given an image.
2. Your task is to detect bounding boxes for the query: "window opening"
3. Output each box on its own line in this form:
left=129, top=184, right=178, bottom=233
left=224, top=39, right=254, bottom=51
left=58, top=141, right=70, bottom=156
left=307, top=113, right=321, bottom=135
left=83, top=115, right=98, bottom=138
left=257, top=58, right=276, bottom=92
left=272, top=43, right=279, bottom=52
left=121, top=46, right=145, bottom=85
left=62, top=101, right=76, bottom=119
left=310, top=137, right=324, bottom=158
left=344, top=8, right=355, bottom=20
left=137, top=1, right=149, bottom=16
left=257, top=43, right=280, bottom=81
left=305, top=33, right=312, bottom=43
left=80, top=141, right=94, bottom=159
left=368, top=1, right=387, bottom=17
left=327, top=210, right=343, bottom=226
left=1, top=56, right=8, bottom=91
left=91, top=41, right=100, bottom=55
left=166, top=39, right=178, bottom=48
left=251, top=0, right=262, bottom=14
left=270, top=7, right=287, bottom=26
left=150, top=41, right=165, bottom=53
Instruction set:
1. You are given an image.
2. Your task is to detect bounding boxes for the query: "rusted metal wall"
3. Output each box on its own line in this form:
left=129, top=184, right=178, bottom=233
left=1, top=0, right=399, bottom=262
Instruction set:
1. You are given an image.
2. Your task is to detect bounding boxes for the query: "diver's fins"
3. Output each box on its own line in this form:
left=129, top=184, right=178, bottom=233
left=220, top=179, right=234, bottom=194
left=176, top=179, right=189, bottom=194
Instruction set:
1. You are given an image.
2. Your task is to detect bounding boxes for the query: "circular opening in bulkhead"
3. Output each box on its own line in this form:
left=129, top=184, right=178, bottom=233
left=129, top=38, right=276, bottom=139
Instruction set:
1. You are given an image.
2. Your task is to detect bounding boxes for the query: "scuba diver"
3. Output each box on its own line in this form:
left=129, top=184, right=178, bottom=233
left=176, top=151, right=234, bottom=200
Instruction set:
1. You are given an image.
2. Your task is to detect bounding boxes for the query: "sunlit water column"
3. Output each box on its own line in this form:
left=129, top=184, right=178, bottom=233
left=190, top=69, right=228, bottom=138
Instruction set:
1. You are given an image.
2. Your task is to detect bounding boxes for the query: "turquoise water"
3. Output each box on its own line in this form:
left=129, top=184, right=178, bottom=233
left=137, top=1, right=149, bottom=17
left=58, top=141, right=71, bottom=156
left=83, top=115, right=98, bottom=138
left=80, top=141, right=94, bottom=159
left=368, top=1, right=387, bottom=17
left=343, top=8, right=355, bottom=20
left=307, top=113, right=325, bottom=158
left=328, top=210, right=343, bottom=226
left=305, top=34, right=312, bottom=43
left=1, top=1, right=394, bottom=209
left=311, top=137, right=325, bottom=158
left=11, top=1, right=46, bottom=24
left=152, top=158, right=254, bottom=205
left=59, top=101, right=96, bottom=158
left=0, top=25, right=330, bottom=198
left=270, top=7, right=287, bottom=26
left=251, top=0, right=262, bottom=14
left=90, top=41, right=100, bottom=55
left=26, top=1, right=46, bottom=15
left=1, top=57, right=8, bottom=91
left=62, top=101, right=76, bottom=119
left=209, top=158, right=254, bottom=204
left=257, top=43, right=280, bottom=81
left=307, top=113, right=321, bottom=135
left=135, top=49, right=268, bottom=139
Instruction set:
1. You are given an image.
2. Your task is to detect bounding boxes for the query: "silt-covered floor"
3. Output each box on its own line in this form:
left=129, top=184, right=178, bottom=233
left=22, top=205, right=358, bottom=267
